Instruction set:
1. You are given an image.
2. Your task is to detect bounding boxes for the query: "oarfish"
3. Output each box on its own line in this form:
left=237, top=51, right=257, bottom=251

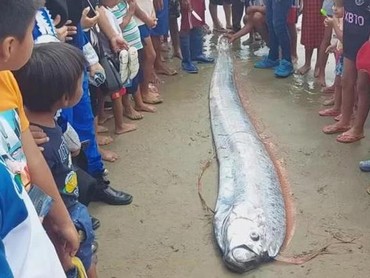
left=210, top=37, right=286, bottom=273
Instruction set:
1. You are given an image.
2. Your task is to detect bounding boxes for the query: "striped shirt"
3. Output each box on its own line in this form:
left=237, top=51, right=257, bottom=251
left=110, top=2, right=143, bottom=50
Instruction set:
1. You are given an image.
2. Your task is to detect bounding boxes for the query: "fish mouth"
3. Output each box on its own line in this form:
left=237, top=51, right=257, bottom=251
left=223, top=245, right=261, bottom=273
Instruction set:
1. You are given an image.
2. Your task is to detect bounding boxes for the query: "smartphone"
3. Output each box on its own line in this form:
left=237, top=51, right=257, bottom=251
left=86, top=0, right=97, bottom=18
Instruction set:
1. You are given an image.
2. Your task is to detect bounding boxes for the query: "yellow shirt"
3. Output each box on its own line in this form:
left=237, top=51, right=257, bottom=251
left=0, top=70, right=30, bottom=187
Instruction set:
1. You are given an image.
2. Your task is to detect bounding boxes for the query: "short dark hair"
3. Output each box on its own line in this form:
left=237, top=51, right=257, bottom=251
left=0, top=0, right=37, bottom=41
left=13, top=42, right=87, bottom=112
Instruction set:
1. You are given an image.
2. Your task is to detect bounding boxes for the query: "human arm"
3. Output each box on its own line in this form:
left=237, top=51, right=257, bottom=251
left=324, top=17, right=343, bottom=42
left=21, top=129, right=79, bottom=264
left=119, top=0, right=136, bottom=30
left=97, top=6, right=129, bottom=52
left=134, top=4, right=157, bottom=28
left=80, top=7, right=100, bottom=29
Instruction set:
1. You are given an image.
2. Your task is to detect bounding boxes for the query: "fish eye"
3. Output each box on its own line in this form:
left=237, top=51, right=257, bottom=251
left=250, top=232, right=260, bottom=241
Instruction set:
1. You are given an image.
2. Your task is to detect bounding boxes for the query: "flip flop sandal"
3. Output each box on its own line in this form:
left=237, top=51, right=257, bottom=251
left=336, top=133, right=364, bottom=143
left=124, top=112, right=144, bottom=121
left=96, top=125, right=109, bottom=133
left=128, top=47, right=139, bottom=80
left=319, top=109, right=341, bottom=117
left=119, top=49, right=129, bottom=83
left=98, top=114, right=114, bottom=125
left=322, top=124, right=350, bottom=134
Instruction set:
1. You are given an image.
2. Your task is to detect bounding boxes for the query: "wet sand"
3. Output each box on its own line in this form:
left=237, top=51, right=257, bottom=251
left=91, top=15, right=370, bottom=278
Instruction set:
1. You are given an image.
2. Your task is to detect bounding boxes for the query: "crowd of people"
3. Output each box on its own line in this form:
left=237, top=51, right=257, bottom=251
left=0, top=0, right=369, bottom=277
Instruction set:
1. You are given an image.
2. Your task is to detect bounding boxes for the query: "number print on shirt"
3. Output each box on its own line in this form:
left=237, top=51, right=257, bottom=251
left=345, top=11, right=365, bottom=26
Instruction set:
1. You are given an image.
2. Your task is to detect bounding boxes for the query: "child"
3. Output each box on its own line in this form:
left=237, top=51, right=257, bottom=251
left=0, top=0, right=77, bottom=276
left=96, top=1, right=138, bottom=135
left=179, top=0, right=214, bottom=74
left=297, top=0, right=325, bottom=77
left=254, top=0, right=293, bottom=78
left=111, top=0, right=157, bottom=118
left=319, top=0, right=344, bottom=118
left=322, top=0, right=370, bottom=141
left=14, top=42, right=97, bottom=277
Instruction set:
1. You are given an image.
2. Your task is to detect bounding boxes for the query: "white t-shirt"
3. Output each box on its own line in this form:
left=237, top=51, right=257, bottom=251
left=135, top=0, right=154, bottom=26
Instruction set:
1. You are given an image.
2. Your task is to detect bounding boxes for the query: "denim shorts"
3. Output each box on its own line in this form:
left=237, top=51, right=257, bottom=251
left=68, top=202, right=95, bottom=270
left=335, top=54, right=344, bottom=76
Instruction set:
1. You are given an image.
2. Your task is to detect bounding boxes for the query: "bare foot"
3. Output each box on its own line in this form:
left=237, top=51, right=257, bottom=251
left=155, top=64, right=178, bottom=76
left=322, top=122, right=351, bottom=134
left=319, top=108, right=341, bottom=117
left=96, top=125, right=108, bottom=133
left=149, top=83, right=160, bottom=95
left=336, top=128, right=364, bottom=143
left=115, top=123, right=137, bottom=135
left=135, top=103, right=157, bottom=113
left=322, top=84, right=335, bottom=94
left=98, top=114, right=113, bottom=125
left=142, top=92, right=163, bottom=104
left=323, top=97, right=335, bottom=106
left=317, top=74, right=327, bottom=87
left=100, top=148, right=118, bottom=162
left=151, top=73, right=162, bottom=85
left=97, top=135, right=114, bottom=146
left=123, top=108, right=143, bottom=120
left=297, top=64, right=311, bottom=75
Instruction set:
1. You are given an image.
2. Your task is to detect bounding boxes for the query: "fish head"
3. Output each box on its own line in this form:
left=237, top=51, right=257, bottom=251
left=222, top=205, right=269, bottom=272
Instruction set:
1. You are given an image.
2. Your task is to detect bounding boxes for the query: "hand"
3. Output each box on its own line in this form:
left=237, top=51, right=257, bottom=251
left=325, top=44, right=336, bottom=54
left=81, top=7, right=100, bottom=29
left=110, top=34, right=129, bottom=52
left=146, top=16, right=158, bottom=29
left=43, top=217, right=79, bottom=271
left=153, top=0, right=164, bottom=11
left=128, top=0, right=137, bottom=15
left=180, top=0, right=191, bottom=11
left=226, top=33, right=235, bottom=43
left=89, top=62, right=105, bottom=78
left=324, top=17, right=334, bottom=27
left=71, top=149, right=80, bottom=157
left=54, top=15, right=77, bottom=42
left=29, top=125, right=49, bottom=151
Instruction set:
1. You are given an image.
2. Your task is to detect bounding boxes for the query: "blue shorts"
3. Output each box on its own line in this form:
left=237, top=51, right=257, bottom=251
left=68, top=202, right=95, bottom=270
left=138, top=24, right=150, bottom=46
left=127, top=68, right=143, bottom=94
left=335, top=54, right=344, bottom=76
left=151, top=0, right=169, bottom=36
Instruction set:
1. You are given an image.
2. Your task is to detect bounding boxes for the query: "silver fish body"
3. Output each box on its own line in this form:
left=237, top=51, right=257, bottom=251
left=210, top=38, right=286, bottom=273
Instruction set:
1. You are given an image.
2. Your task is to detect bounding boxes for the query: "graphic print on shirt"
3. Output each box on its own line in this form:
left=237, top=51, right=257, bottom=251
left=0, top=109, right=30, bottom=189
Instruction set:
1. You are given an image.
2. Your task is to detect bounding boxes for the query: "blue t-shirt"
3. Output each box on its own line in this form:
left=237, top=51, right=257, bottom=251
left=38, top=124, right=79, bottom=208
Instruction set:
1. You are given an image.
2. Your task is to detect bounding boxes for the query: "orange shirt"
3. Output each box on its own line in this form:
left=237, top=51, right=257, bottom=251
left=0, top=70, right=30, bottom=187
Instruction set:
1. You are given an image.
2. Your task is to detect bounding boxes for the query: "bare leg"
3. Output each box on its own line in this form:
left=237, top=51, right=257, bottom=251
left=112, top=96, right=137, bottom=135
left=337, top=71, right=370, bottom=142
left=133, top=85, right=157, bottom=113
left=141, top=37, right=162, bottom=104
left=87, top=264, right=98, bottom=278
left=152, top=35, right=177, bottom=76
left=288, top=23, right=298, bottom=63
left=122, top=94, right=143, bottom=120
left=209, top=3, right=225, bottom=31
left=223, top=3, right=232, bottom=29
left=317, top=25, right=332, bottom=86
left=169, top=17, right=182, bottom=59
left=297, top=47, right=313, bottom=75
left=319, top=75, right=342, bottom=116
left=322, top=58, right=357, bottom=134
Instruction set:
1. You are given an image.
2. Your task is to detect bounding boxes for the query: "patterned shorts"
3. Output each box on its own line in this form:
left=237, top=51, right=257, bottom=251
left=169, top=0, right=180, bottom=18
left=335, top=54, right=344, bottom=77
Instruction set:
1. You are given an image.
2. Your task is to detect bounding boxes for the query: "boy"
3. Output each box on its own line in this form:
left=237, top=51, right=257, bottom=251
left=14, top=42, right=98, bottom=277
left=0, top=0, right=77, bottom=276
